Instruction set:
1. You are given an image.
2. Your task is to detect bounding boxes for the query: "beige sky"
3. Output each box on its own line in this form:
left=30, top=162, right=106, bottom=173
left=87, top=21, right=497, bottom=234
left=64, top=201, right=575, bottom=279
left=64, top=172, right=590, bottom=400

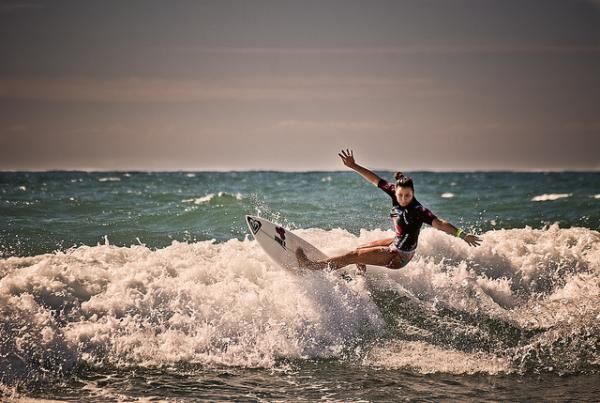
left=1, top=0, right=599, bottom=171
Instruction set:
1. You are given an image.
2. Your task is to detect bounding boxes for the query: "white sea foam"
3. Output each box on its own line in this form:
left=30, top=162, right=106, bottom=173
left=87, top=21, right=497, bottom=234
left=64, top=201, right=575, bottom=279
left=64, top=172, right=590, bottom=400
left=364, top=341, right=509, bottom=374
left=441, top=192, right=454, bottom=198
left=17, top=186, right=26, bottom=191
left=182, top=193, right=216, bottom=204
left=0, top=225, right=598, bottom=380
left=182, top=192, right=244, bottom=205
left=186, top=173, right=196, bottom=178
left=594, top=194, right=600, bottom=199
left=0, top=236, right=382, bottom=374
left=531, top=193, right=571, bottom=201
left=98, top=177, right=121, bottom=182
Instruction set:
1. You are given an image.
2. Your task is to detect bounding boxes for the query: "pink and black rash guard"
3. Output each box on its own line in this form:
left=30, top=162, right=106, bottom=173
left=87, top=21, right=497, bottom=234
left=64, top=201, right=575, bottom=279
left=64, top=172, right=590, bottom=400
left=377, top=179, right=437, bottom=252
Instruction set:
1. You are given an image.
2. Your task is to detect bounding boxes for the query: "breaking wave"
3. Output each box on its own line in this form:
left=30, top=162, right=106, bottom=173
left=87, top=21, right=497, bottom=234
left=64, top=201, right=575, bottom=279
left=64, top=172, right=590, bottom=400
left=531, top=193, right=572, bottom=202
left=182, top=191, right=245, bottom=205
left=1, top=224, right=598, bottom=387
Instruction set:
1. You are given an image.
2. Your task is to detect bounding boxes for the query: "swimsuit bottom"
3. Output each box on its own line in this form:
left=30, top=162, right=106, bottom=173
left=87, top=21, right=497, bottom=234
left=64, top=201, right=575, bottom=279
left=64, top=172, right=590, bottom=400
left=387, top=243, right=416, bottom=268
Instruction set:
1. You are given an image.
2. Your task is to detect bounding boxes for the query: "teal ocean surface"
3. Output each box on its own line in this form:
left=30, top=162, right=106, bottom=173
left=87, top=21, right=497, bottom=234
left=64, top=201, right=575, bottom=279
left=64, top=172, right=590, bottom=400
left=2, top=171, right=598, bottom=256
left=1, top=171, right=599, bottom=401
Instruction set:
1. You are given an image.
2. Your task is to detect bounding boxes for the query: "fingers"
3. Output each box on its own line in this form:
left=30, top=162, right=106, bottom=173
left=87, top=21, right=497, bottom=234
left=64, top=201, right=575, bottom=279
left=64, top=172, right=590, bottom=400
left=338, top=149, right=353, bottom=158
left=466, top=235, right=482, bottom=247
left=338, top=149, right=355, bottom=167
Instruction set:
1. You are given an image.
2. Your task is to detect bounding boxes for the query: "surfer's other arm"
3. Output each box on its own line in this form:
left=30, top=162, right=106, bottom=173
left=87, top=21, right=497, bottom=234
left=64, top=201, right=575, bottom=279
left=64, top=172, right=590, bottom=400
left=432, top=218, right=482, bottom=247
left=338, top=149, right=381, bottom=186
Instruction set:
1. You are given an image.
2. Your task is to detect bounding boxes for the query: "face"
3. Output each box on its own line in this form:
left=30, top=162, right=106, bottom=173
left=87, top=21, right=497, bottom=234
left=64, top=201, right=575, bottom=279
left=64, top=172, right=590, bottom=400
left=395, top=186, right=414, bottom=207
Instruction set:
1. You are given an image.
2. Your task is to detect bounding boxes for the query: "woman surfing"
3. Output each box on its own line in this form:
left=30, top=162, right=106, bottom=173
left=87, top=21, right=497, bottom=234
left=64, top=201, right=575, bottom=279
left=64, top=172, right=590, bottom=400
left=296, top=149, right=481, bottom=271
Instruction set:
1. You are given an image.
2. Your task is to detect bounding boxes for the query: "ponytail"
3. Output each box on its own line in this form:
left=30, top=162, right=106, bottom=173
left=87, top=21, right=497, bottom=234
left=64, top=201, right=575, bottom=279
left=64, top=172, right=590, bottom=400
left=394, top=171, right=414, bottom=190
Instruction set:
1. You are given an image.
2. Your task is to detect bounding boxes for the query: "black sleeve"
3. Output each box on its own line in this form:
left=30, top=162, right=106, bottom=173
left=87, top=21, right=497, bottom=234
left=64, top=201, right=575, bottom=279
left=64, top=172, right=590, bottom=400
left=377, top=179, right=395, bottom=198
left=418, top=206, right=437, bottom=226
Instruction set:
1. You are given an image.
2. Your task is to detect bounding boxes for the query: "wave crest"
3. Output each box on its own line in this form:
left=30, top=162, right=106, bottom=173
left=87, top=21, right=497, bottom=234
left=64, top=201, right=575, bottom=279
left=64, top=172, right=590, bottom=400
left=0, top=225, right=598, bottom=384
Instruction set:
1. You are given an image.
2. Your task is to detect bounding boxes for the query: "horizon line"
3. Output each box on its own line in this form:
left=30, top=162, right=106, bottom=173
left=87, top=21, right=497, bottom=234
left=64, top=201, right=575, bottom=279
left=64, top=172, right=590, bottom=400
left=2, top=168, right=600, bottom=174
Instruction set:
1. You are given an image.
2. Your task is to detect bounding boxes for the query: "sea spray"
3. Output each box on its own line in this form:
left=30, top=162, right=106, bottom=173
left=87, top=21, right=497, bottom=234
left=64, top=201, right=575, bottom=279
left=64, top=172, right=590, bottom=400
left=1, top=225, right=598, bottom=388
left=365, top=225, right=599, bottom=374
left=0, top=235, right=383, bottom=386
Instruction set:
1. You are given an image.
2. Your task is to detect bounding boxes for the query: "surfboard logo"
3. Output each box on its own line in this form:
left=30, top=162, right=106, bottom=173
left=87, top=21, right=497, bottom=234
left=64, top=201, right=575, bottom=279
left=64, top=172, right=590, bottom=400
left=274, top=226, right=286, bottom=249
left=247, top=217, right=262, bottom=235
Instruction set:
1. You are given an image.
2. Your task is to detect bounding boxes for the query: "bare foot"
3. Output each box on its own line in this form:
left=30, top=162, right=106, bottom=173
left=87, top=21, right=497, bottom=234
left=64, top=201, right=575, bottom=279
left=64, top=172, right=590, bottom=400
left=295, top=248, right=325, bottom=270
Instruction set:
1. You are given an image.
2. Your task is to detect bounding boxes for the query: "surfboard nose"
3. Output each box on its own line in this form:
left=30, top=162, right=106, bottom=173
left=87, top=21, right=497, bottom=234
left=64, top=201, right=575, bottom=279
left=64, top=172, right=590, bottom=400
left=246, top=215, right=262, bottom=235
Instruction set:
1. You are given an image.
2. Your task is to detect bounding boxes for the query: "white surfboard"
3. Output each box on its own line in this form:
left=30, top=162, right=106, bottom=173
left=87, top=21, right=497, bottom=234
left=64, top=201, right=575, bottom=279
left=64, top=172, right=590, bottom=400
left=245, top=215, right=327, bottom=271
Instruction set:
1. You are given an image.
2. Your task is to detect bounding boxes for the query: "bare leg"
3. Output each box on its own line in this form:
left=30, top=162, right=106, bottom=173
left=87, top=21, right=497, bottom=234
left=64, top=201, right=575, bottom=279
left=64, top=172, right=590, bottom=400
left=355, top=238, right=394, bottom=274
left=356, top=237, right=395, bottom=250
left=296, top=246, right=396, bottom=271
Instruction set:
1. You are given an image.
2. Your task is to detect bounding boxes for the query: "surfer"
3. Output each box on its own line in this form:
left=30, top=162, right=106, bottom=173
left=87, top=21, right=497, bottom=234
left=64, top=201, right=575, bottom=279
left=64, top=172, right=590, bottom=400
left=296, top=149, right=481, bottom=271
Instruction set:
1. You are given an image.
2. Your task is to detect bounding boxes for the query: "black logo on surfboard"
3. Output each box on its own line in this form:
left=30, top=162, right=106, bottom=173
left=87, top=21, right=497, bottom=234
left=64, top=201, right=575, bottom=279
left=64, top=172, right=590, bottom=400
left=274, top=226, right=286, bottom=249
left=247, top=217, right=262, bottom=235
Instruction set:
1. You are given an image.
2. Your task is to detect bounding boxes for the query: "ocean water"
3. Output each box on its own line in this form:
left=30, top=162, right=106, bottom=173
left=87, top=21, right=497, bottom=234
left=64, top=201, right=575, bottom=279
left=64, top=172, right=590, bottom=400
left=0, top=171, right=599, bottom=401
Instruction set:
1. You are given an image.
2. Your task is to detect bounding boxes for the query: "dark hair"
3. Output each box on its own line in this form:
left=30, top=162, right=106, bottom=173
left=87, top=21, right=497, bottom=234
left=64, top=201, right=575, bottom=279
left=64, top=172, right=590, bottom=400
left=394, top=171, right=414, bottom=190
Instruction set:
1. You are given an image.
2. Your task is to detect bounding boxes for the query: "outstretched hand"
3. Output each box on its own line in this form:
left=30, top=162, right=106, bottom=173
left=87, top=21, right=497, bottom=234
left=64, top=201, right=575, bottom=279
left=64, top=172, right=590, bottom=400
left=463, top=234, right=482, bottom=247
left=338, top=149, right=357, bottom=168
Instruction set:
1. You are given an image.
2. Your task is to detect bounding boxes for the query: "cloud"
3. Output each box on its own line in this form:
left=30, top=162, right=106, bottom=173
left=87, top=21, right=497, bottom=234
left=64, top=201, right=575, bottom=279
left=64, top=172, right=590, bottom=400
left=180, top=44, right=600, bottom=56
left=276, top=120, right=407, bottom=131
left=0, top=75, right=443, bottom=103
left=0, top=124, right=29, bottom=140
left=7, top=124, right=28, bottom=133
left=0, top=2, right=43, bottom=14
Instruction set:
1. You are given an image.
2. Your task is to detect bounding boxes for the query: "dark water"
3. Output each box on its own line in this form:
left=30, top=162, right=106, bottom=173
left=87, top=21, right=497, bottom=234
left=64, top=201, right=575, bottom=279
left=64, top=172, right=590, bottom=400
left=1, top=171, right=599, bottom=401
left=13, top=365, right=600, bottom=402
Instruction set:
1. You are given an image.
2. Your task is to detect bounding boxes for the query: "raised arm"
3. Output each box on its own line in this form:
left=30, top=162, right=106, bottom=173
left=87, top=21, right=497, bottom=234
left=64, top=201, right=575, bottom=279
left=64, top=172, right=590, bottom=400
left=338, top=149, right=381, bottom=186
left=432, top=218, right=482, bottom=247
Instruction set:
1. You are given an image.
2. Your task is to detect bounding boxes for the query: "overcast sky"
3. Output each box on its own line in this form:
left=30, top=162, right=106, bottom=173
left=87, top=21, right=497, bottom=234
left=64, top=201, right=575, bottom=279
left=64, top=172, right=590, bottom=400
left=1, top=0, right=599, bottom=171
